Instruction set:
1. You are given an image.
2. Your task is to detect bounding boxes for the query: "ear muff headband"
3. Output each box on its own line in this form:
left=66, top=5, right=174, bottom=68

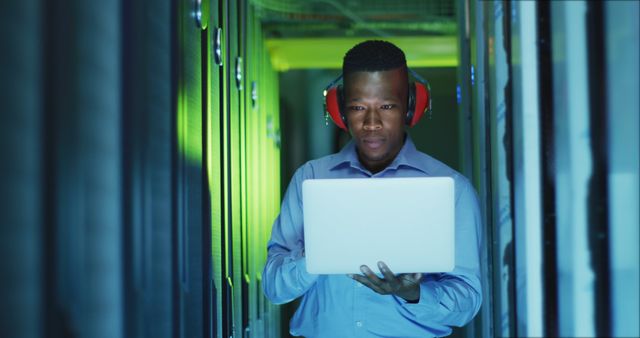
left=323, top=69, right=431, bottom=132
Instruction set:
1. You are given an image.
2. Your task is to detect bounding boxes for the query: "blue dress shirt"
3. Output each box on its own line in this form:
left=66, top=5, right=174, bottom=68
left=263, top=136, right=483, bottom=338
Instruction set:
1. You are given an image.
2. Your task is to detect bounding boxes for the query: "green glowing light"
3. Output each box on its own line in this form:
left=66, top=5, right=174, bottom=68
left=176, top=89, right=203, bottom=164
left=266, top=36, right=458, bottom=71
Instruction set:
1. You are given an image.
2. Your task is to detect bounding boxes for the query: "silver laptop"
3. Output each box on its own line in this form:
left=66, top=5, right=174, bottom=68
left=302, top=177, right=455, bottom=274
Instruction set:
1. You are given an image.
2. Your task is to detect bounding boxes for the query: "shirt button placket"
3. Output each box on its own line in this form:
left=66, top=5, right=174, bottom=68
left=354, top=280, right=365, bottom=336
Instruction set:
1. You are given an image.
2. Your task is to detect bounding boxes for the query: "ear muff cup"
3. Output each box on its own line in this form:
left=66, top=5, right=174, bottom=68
left=324, top=72, right=431, bottom=131
left=324, top=85, right=347, bottom=131
left=406, top=82, right=430, bottom=127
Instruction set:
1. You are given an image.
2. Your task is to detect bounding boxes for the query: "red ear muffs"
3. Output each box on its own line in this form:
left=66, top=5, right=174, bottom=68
left=406, top=81, right=431, bottom=127
left=324, top=85, right=347, bottom=131
left=323, top=70, right=431, bottom=132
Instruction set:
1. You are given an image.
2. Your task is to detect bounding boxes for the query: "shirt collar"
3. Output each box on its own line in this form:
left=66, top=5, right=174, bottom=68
left=328, top=134, right=430, bottom=175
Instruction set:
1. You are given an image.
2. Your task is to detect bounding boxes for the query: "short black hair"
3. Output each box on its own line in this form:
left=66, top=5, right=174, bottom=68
left=342, top=40, right=407, bottom=76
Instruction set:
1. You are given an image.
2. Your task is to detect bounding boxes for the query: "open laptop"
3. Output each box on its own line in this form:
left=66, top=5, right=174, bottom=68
left=302, top=177, right=455, bottom=274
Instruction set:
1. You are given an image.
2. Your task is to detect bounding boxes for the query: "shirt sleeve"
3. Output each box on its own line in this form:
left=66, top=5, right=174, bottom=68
left=262, top=165, right=319, bottom=304
left=392, top=178, right=483, bottom=328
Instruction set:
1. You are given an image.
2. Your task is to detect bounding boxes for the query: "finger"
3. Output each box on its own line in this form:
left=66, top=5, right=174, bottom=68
left=377, top=261, right=398, bottom=282
left=349, top=273, right=387, bottom=294
left=372, top=263, right=402, bottom=294
left=360, top=265, right=384, bottom=286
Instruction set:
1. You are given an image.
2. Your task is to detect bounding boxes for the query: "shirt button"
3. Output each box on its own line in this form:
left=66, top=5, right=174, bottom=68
left=356, top=321, right=363, bottom=327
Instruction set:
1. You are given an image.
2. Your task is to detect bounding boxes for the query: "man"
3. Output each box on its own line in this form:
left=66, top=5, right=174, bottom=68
left=262, top=40, right=483, bottom=337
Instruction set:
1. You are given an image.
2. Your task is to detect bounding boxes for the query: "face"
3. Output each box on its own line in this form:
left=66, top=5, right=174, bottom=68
left=343, top=68, right=408, bottom=173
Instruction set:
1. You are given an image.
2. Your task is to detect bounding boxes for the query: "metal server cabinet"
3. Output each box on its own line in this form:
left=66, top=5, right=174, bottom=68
left=207, top=1, right=282, bottom=336
left=220, top=0, right=243, bottom=336
left=206, top=1, right=226, bottom=338
left=174, top=0, right=211, bottom=337
left=2, top=1, right=124, bottom=338
left=121, top=0, right=175, bottom=337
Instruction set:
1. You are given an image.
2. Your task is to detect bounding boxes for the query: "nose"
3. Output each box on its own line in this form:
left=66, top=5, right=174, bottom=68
left=363, top=109, right=382, bottom=131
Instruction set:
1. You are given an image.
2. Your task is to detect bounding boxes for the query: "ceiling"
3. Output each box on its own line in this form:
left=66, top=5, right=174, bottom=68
left=252, top=0, right=457, bottom=38
left=251, top=0, right=459, bottom=70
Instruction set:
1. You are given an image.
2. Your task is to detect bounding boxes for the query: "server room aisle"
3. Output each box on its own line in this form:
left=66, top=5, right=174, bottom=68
left=1, top=1, right=638, bottom=338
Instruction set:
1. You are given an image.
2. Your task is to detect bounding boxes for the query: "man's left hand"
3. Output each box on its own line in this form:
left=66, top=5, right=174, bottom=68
left=349, top=261, right=422, bottom=303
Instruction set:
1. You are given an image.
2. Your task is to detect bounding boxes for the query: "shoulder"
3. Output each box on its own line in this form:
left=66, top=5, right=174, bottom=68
left=410, top=150, right=462, bottom=179
left=409, top=150, right=476, bottom=200
left=284, top=154, right=339, bottom=202
left=293, top=152, right=343, bottom=180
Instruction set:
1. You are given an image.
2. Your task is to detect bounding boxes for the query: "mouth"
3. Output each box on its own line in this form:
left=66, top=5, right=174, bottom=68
left=362, top=137, right=384, bottom=150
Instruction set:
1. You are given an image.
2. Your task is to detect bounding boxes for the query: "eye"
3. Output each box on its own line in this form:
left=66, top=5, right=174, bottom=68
left=380, top=104, right=396, bottom=110
left=348, top=105, right=365, bottom=111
